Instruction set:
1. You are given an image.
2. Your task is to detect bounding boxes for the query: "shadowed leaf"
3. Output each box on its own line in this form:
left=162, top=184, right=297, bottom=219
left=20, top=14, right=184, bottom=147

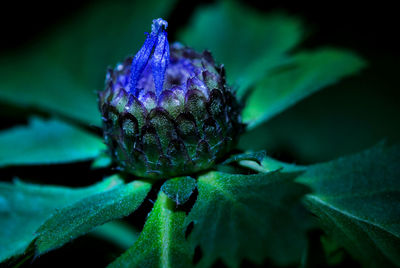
left=187, top=171, right=310, bottom=268
left=0, top=176, right=122, bottom=262
left=297, top=143, right=400, bottom=267
left=0, top=117, right=105, bottom=167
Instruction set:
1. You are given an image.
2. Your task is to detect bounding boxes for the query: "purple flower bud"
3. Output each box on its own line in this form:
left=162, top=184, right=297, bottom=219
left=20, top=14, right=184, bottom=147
left=98, top=18, right=244, bottom=179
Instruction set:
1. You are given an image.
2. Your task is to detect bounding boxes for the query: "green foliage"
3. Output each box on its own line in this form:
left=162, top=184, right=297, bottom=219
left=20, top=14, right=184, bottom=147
left=109, top=192, right=192, bottom=268
left=91, top=153, right=112, bottom=169
left=241, top=145, right=400, bottom=267
left=186, top=171, right=309, bottom=267
left=0, top=0, right=176, bottom=125
left=222, top=151, right=266, bottom=165
left=0, top=0, right=397, bottom=267
left=242, top=48, right=366, bottom=129
left=0, top=117, right=105, bottom=167
left=35, top=178, right=151, bottom=255
left=179, top=0, right=303, bottom=95
left=0, top=176, right=122, bottom=262
left=161, top=176, right=197, bottom=205
left=297, top=143, right=400, bottom=267
left=180, top=1, right=365, bottom=132
left=239, top=154, right=307, bottom=173
left=90, top=221, right=139, bottom=250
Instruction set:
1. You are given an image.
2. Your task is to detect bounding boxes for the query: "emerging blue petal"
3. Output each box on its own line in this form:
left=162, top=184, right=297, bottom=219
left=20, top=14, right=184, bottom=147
left=129, top=33, right=157, bottom=95
left=129, top=18, right=170, bottom=97
left=152, top=31, right=170, bottom=97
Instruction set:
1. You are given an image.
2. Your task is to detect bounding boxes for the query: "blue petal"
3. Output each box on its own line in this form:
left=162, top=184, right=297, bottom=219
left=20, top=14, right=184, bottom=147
left=129, top=18, right=170, bottom=97
left=129, top=33, right=157, bottom=95
left=152, top=31, right=170, bottom=97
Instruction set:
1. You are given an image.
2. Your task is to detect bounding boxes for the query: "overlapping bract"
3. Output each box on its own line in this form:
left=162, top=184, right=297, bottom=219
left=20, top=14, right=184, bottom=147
left=99, top=43, right=243, bottom=178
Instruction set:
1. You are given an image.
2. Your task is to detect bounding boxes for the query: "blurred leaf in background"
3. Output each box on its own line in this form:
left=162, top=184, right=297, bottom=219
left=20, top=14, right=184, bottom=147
left=0, top=117, right=105, bottom=167
left=0, top=0, right=177, bottom=126
left=180, top=0, right=303, bottom=95
left=241, top=48, right=366, bottom=130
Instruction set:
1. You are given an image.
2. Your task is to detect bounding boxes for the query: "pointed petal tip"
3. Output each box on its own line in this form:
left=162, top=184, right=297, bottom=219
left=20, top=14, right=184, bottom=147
left=152, top=18, right=168, bottom=33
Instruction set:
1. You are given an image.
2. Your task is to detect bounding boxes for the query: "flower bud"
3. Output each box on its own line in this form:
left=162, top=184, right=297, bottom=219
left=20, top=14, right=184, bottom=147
left=98, top=18, right=243, bottom=179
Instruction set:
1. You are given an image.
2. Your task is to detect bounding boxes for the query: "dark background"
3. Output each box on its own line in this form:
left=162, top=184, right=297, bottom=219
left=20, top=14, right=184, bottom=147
left=0, top=0, right=398, bottom=267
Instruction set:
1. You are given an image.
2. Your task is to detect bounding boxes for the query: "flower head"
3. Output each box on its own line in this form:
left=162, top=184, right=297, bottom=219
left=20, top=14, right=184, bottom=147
left=98, top=18, right=243, bottom=179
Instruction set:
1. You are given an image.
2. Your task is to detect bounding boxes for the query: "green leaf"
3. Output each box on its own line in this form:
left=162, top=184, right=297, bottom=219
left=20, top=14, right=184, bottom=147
left=161, top=176, right=197, bottom=205
left=243, top=48, right=366, bottom=129
left=0, top=55, right=101, bottom=125
left=35, top=179, right=151, bottom=256
left=187, top=171, right=309, bottom=268
left=0, top=117, right=105, bottom=167
left=0, top=176, right=122, bottom=262
left=0, top=0, right=177, bottom=125
left=91, top=153, right=112, bottom=169
left=109, top=192, right=192, bottom=268
left=179, top=1, right=303, bottom=95
left=222, top=151, right=266, bottom=165
left=239, top=155, right=306, bottom=173
left=91, top=221, right=139, bottom=250
left=297, top=143, right=400, bottom=267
